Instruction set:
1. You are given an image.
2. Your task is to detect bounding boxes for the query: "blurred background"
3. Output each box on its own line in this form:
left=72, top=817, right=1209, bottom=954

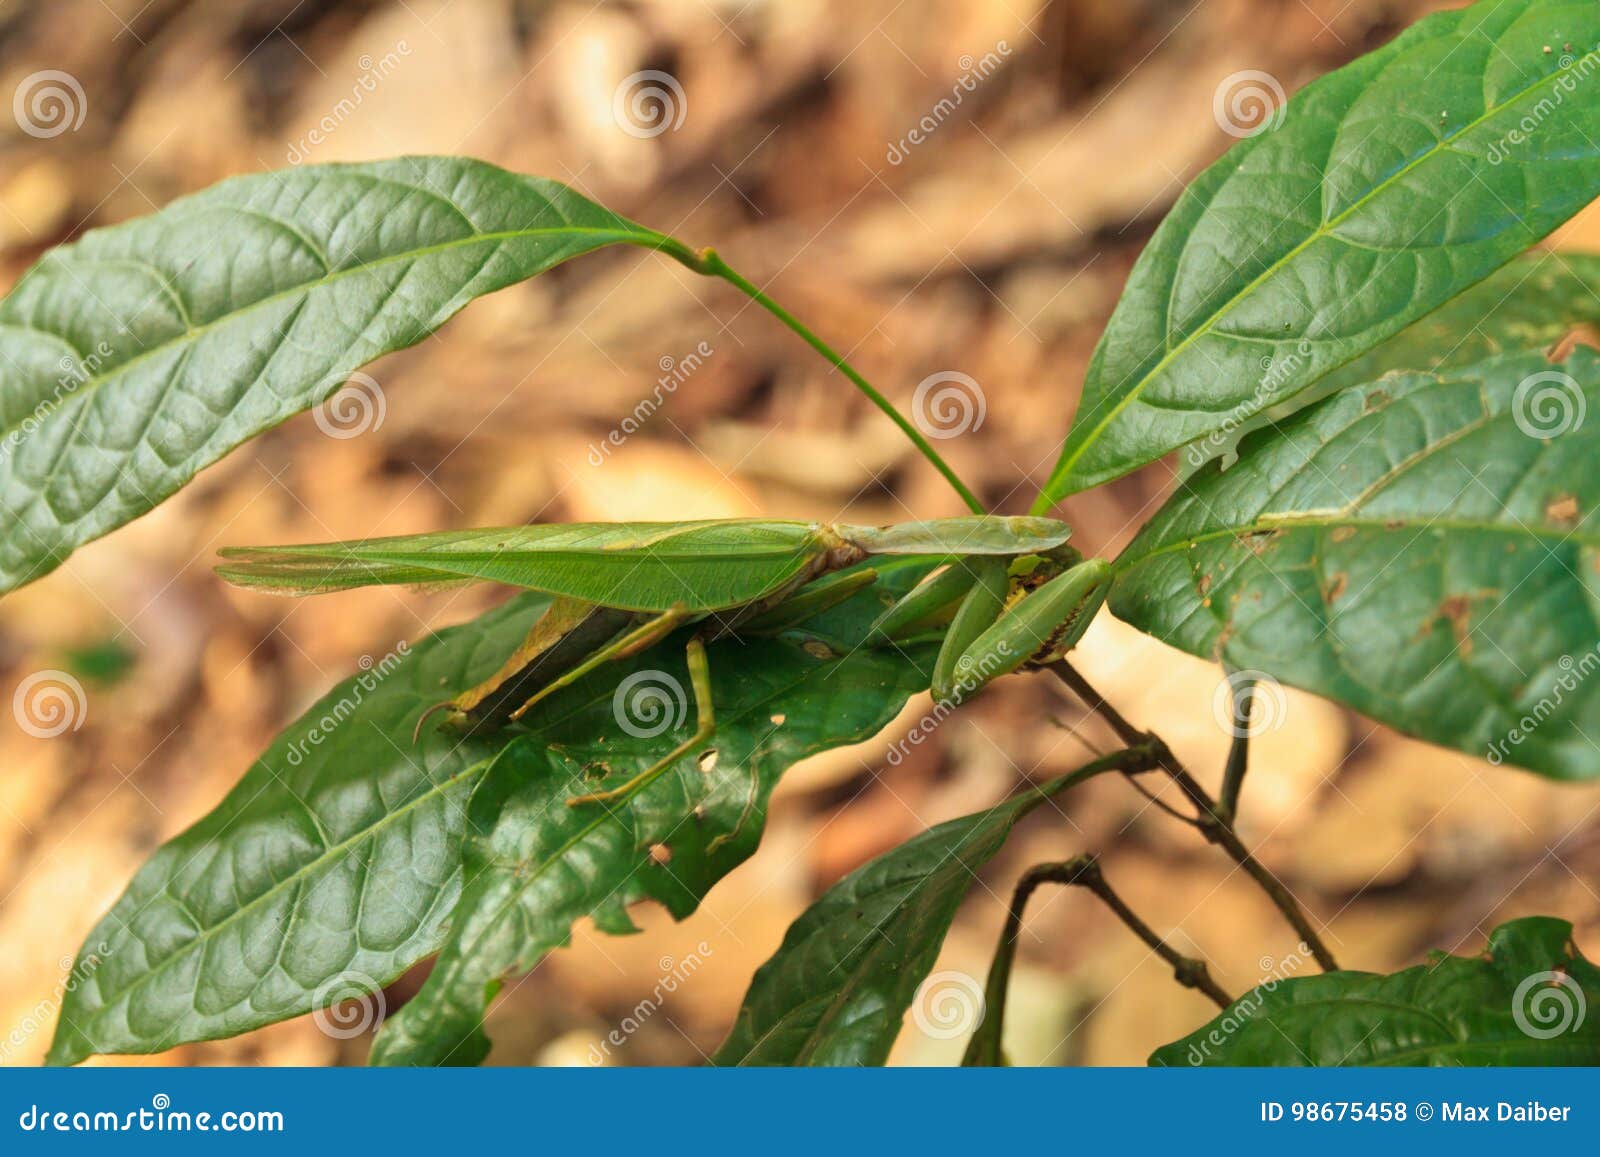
left=2, top=0, right=1599, bottom=1067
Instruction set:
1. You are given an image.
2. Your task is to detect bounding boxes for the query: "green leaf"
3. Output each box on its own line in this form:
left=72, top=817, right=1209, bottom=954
left=368, top=562, right=941, bottom=1066
left=1187, top=252, right=1600, bottom=473
left=1109, top=347, right=1600, bottom=781
left=0, top=156, right=665, bottom=594
left=47, top=592, right=556, bottom=1065
left=1151, top=916, right=1600, bottom=1066
left=713, top=752, right=1143, bottom=1066
left=1038, top=0, right=1600, bottom=503
left=1310, top=252, right=1600, bottom=395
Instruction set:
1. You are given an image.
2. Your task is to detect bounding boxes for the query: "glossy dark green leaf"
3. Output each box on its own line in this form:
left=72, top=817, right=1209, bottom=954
left=1110, top=348, right=1600, bottom=780
left=1038, top=0, right=1600, bottom=503
left=712, top=754, right=1140, bottom=1066
left=47, top=593, right=555, bottom=1065
left=1312, top=252, right=1600, bottom=394
left=0, top=157, right=665, bottom=594
left=1152, top=917, right=1600, bottom=1066
left=368, top=562, right=940, bottom=1065
left=1189, top=252, right=1600, bottom=472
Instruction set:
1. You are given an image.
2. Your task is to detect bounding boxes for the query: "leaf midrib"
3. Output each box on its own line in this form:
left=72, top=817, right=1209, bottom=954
left=0, top=223, right=659, bottom=444
left=1048, top=39, right=1592, bottom=493
left=75, top=744, right=495, bottom=1042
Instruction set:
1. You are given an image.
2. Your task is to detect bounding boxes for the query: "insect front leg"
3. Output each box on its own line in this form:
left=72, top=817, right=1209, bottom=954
left=567, top=635, right=716, bottom=808
left=867, top=561, right=983, bottom=642
left=930, top=557, right=1010, bottom=703
left=945, top=559, right=1112, bottom=701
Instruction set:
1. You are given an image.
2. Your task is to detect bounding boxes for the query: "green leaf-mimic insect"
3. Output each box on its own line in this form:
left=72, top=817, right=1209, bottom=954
left=217, top=517, right=1110, bottom=806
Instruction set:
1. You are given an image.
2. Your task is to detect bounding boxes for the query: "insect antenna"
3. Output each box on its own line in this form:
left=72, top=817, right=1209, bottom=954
left=411, top=699, right=455, bottom=745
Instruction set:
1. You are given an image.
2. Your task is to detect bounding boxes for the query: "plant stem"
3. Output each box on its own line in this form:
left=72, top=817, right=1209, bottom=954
left=1049, top=855, right=1233, bottom=1009
left=1047, top=661, right=1340, bottom=972
left=969, top=853, right=1232, bottom=1064
left=1217, top=676, right=1255, bottom=826
left=661, top=241, right=986, bottom=515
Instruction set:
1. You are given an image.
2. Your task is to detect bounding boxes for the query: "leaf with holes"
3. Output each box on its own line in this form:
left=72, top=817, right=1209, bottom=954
left=0, top=156, right=667, bottom=594
left=1151, top=917, right=1600, bottom=1066
left=1037, top=0, right=1600, bottom=503
left=1110, top=348, right=1600, bottom=780
left=368, top=561, right=939, bottom=1065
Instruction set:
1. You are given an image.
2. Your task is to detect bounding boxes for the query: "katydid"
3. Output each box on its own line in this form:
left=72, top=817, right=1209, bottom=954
left=217, top=516, right=1110, bottom=806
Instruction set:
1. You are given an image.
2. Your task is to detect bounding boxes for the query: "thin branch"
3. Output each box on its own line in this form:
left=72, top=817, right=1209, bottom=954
left=1047, top=661, right=1340, bottom=972
left=1218, top=676, right=1255, bottom=826
left=1051, top=855, right=1233, bottom=1008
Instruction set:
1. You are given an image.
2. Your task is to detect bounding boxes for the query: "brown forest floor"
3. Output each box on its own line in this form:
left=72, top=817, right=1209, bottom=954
left=1, top=0, right=1598, bottom=1066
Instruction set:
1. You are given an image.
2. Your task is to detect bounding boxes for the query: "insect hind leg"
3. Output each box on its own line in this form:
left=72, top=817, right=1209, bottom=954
left=567, top=635, right=716, bottom=808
